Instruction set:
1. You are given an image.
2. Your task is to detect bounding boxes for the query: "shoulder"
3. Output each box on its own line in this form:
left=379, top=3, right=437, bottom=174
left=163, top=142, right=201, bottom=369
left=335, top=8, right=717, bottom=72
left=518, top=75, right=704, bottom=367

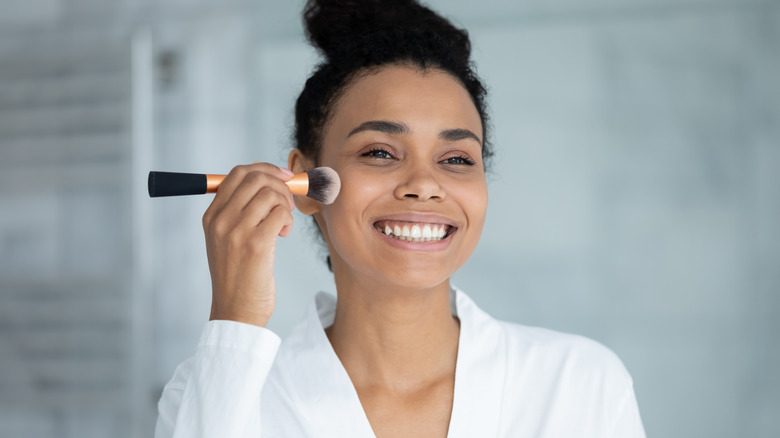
left=493, top=321, right=643, bottom=436
left=456, top=289, right=631, bottom=384
left=498, top=320, right=632, bottom=383
left=495, top=318, right=637, bottom=426
left=455, top=290, right=643, bottom=435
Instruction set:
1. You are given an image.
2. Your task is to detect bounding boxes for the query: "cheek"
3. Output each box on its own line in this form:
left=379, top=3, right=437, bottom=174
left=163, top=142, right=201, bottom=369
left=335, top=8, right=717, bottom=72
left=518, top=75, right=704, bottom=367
left=320, top=169, right=388, bottom=241
left=343, top=166, right=393, bottom=203
left=462, top=181, right=489, bottom=235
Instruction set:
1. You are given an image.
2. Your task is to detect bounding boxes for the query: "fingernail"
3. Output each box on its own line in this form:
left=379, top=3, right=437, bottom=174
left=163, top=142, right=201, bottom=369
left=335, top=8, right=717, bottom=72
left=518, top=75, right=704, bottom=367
left=280, top=167, right=295, bottom=177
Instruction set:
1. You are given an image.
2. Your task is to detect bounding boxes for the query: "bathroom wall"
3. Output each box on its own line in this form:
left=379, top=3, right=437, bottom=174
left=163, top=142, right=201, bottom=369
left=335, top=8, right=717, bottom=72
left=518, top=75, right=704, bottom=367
left=0, top=0, right=777, bottom=436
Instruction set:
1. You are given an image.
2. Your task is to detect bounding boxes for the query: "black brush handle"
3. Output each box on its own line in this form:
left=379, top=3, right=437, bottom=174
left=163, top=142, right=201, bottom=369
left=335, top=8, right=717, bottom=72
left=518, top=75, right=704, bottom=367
left=148, top=171, right=207, bottom=197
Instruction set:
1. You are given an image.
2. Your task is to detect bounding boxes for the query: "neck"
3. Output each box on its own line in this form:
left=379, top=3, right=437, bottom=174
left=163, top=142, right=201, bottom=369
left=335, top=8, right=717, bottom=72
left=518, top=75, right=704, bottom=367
left=326, top=274, right=460, bottom=392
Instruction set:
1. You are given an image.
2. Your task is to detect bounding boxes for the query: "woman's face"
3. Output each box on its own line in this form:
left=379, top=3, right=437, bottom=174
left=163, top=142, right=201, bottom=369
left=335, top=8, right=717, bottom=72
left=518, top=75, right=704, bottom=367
left=314, top=66, right=488, bottom=290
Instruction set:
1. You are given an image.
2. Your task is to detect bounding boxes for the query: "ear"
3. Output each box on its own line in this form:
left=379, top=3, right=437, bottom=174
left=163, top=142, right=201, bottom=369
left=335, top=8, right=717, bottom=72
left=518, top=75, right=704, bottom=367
left=288, top=149, right=322, bottom=215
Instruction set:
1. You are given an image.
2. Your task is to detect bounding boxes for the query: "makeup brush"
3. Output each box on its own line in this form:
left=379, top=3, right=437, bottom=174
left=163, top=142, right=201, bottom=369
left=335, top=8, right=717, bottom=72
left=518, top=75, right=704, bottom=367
left=148, top=167, right=341, bottom=204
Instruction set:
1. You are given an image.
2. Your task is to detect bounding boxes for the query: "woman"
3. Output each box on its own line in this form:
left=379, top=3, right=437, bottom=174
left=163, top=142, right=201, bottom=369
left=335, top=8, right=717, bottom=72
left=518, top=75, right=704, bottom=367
left=155, top=1, right=645, bottom=437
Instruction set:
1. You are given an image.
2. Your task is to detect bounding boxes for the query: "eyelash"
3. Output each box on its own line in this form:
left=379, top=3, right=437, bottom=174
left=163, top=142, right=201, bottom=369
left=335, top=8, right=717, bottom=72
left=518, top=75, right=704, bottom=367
left=361, top=148, right=476, bottom=166
left=362, top=148, right=394, bottom=159
left=442, top=155, right=476, bottom=166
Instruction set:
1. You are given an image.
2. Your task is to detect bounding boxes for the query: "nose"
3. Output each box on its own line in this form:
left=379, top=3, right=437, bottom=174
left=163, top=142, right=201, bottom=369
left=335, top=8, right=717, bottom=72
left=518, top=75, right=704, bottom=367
left=393, top=164, right=445, bottom=201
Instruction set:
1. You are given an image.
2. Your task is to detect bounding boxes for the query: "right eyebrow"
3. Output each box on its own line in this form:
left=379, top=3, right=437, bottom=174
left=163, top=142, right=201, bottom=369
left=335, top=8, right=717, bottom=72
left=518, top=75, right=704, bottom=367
left=347, top=120, right=411, bottom=137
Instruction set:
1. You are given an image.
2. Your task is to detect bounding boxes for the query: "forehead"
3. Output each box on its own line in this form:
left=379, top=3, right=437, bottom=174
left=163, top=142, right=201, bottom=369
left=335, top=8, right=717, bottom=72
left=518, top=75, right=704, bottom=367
left=325, top=66, right=482, bottom=140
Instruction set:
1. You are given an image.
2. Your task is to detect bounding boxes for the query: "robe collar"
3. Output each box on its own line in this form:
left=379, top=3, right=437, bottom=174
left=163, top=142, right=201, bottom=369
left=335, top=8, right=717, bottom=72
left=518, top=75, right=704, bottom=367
left=277, top=288, right=507, bottom=437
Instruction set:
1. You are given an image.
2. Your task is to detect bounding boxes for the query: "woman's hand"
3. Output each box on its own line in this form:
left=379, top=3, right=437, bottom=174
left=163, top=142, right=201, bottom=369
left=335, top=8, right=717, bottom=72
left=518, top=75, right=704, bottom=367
left=201, top=163, right=295, bottom=327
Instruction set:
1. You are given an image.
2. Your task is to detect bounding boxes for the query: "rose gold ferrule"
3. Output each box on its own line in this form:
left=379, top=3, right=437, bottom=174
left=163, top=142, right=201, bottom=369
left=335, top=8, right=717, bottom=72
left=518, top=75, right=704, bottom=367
left=206, top=174, right=225, bottom=193
left=286, top=172, right=309, bottom=196
left=204, top=172, right=308, bottom=195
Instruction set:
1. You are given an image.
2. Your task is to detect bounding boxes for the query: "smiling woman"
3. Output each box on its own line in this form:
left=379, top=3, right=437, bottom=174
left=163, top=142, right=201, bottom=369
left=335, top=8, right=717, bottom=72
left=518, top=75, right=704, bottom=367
left=155, top=1, right=645, bottom=437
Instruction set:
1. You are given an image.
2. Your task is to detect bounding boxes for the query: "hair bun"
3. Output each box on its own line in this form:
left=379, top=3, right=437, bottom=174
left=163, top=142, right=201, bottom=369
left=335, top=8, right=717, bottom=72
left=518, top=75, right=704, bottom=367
left=303, top=0, right=471, bottom=64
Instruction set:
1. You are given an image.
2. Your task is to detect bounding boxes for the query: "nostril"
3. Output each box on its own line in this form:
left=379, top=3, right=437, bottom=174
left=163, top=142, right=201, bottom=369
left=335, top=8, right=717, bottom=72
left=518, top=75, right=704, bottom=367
left=404, top=193, right=419, bottom=198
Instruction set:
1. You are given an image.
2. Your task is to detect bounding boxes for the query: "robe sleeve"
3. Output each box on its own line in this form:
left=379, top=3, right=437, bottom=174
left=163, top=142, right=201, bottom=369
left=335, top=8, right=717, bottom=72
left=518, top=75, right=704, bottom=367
left=611, top=384, right=646, bottom=438
left=155, top=320, right=282, bottom=438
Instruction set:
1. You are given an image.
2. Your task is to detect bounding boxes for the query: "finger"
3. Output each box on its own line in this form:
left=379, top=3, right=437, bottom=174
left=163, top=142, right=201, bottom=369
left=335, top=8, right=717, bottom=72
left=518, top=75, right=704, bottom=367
left=222, top=172, right=293, bottom=223
left=257, top=204, right=294, bottom=240
left=237, top=186, right=293, bottom=230
left=204, top=164, right=252, bottom=226
left=248, top=162, right=295, bottom=182
left=243, top=163, right=295, bottom=211
left=242, top=204, right=294, bottom=253
left=208, top=163, right=292, bottom=218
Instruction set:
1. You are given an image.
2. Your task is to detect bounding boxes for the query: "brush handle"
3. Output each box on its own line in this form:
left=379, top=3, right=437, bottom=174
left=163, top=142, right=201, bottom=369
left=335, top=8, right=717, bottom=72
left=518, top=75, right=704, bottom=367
left=148, top=171, right=208, bottom=197
left=148, top=171, right=308, bottom=197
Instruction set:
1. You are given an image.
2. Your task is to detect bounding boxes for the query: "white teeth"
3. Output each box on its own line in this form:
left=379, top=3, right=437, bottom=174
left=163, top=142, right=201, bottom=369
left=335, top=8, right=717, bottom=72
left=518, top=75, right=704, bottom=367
left=378, top=222, right=450, bottom=242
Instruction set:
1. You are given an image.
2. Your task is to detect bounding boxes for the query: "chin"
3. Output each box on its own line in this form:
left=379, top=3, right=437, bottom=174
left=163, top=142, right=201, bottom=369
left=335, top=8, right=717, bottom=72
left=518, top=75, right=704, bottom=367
left=373, top=267, right=453, bottom=292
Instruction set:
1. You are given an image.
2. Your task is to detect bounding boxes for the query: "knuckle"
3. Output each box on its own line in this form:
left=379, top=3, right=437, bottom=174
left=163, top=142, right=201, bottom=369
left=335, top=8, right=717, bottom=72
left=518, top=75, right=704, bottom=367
left=245, top=171, right=268, bottom=186
left=209, top=215, right=230, bottom=238
left=257, top=186, right=285, bottom=206
left=270, top=204, right=291, bottom=220
left=256, top=206, right=285, bottom=232
left=228, top=164, right=248, bottom=178
left=253, top=162, right=277, bottom=172
left=265, top=187, right=287, bottom=204
left=275, top=189, right=290, bottom=204
left=256, top=185, right=274, bottom=197
left=257, top=182, right=271, bottom=194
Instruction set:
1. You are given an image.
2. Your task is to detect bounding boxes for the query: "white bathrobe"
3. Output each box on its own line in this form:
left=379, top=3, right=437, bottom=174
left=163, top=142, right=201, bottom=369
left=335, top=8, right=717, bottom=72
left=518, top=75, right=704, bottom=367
left=156, top=289, right=645, bottom=437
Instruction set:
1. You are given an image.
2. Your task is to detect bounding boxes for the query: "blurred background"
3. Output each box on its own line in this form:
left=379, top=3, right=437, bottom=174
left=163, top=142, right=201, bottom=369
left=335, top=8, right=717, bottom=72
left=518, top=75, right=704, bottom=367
left=1, top=0, right=778, bottom=436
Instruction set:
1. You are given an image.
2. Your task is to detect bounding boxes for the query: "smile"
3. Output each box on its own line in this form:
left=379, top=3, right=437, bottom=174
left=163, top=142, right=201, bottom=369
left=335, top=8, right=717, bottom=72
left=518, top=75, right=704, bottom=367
left=373, top=220, right=455, bottom=243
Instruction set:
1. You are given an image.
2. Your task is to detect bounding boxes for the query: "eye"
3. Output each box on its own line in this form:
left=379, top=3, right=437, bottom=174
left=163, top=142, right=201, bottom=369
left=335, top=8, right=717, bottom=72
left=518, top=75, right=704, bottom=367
left=361, top=147, right=395, bottom=160
left=441, top=155, right=476, bottom=166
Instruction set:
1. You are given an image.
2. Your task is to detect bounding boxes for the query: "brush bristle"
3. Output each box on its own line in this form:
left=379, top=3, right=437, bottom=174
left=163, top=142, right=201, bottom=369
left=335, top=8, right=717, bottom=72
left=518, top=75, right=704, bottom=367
left=306, top=167, right=341, bottom=204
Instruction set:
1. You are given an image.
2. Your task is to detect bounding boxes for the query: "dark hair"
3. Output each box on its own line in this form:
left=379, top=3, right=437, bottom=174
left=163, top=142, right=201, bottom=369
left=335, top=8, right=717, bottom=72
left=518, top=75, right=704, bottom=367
left=294, top=0, right=492, bottom=168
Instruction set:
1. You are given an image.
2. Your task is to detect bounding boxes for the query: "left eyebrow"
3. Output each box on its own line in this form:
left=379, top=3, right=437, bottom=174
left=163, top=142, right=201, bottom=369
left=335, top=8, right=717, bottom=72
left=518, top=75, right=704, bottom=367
left=439, top=128, right=482, bottom=146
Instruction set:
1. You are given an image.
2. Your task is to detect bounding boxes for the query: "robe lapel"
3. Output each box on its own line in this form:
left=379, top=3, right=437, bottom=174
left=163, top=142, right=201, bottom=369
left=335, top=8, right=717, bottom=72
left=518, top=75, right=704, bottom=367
left=278, top=292, right=376, bottom=437
left=447, top=289, right=507, bottom=438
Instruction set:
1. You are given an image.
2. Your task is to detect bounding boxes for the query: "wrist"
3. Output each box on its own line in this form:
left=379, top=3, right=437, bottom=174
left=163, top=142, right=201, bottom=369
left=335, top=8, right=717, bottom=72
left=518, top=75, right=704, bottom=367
left=210, top=307, right=272, bottom=328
